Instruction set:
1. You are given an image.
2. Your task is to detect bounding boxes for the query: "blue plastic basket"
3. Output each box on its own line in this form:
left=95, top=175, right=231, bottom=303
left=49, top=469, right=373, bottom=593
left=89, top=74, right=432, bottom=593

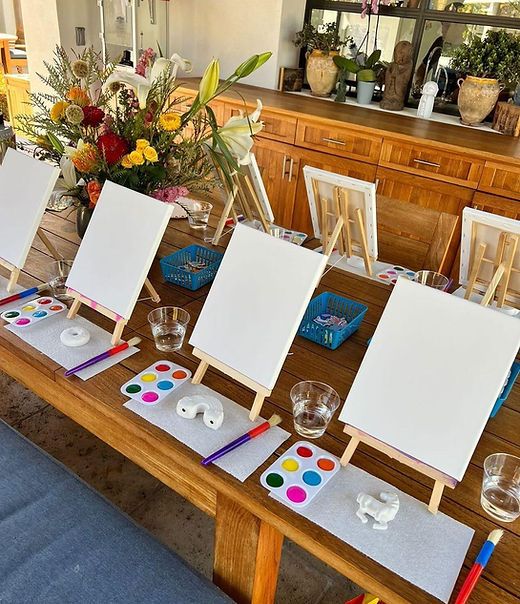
left=160, top=245, right=223, bottom=291
left=298, top=292, right=368, bottom=350
left=490, top=360, right=520, bottom=418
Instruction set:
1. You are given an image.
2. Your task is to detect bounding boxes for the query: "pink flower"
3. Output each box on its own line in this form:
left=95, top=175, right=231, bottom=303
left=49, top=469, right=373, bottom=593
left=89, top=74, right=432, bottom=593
left=136, top=48, right=156, bottom=76
left=361, top=0, right=389, bottom=18
left=152, top=186, right=189, bottom=204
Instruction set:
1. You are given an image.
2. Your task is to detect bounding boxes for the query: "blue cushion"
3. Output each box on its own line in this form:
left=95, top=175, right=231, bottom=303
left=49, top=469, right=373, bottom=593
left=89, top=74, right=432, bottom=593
left=0, top=420, right=232, bottom=603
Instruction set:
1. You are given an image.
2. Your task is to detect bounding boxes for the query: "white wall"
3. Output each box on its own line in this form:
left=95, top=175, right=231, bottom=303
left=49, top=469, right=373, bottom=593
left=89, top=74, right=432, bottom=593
left=56, top=0, right=101, bottom=54
left=170, top=0, right=306, bottom=89
left=0, top=0, right=17, bottom=35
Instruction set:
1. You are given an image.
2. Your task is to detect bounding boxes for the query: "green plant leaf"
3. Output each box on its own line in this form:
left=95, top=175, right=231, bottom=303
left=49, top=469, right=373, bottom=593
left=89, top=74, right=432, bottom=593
left=366, top=50, right=382, bottom=68
left=334, top=56, right=359, bottom=73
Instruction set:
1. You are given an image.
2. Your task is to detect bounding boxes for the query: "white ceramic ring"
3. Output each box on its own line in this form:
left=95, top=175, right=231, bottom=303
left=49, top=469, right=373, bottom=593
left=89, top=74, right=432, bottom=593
left=60, top=326, right=91, bottom=347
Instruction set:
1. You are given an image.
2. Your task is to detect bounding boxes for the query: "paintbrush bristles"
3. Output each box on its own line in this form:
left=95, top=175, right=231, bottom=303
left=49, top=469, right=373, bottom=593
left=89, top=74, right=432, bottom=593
left=268, top=414, right=282, bottom=427
left=126, top=337, right=142, bottom=347
left=488, top=529, right=504, bottom=546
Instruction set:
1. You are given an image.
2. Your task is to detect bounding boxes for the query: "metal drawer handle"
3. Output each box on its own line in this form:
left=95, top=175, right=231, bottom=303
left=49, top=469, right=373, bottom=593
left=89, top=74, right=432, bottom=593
left=288, top=158, right=294, bottom=182
left=281, top=155, right=288, bottom=179
left=322, top=137, right=346, bottom=146
left=413, top=158, right=440, bottom=168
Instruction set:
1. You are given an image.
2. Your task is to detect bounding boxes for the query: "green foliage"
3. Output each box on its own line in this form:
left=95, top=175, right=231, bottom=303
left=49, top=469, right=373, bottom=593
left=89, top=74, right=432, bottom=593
left=334, top=50, right=382, bottom=82
left=450, top=30, right=520, bottom=85
left=294, top=23, right=352, bottom=53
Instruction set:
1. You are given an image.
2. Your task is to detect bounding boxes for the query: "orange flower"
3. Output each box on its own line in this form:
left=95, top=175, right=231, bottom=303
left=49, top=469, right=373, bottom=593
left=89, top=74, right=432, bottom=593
left=71, top=142, right=100, bottom=173
left=67, top=86, right=90, bottom=107
left=86, top=180, right=102, bottom=208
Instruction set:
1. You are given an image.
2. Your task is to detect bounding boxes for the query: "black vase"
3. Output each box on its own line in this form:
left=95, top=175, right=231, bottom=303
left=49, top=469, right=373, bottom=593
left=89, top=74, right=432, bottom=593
left=76, top=206, right=94, bottom=238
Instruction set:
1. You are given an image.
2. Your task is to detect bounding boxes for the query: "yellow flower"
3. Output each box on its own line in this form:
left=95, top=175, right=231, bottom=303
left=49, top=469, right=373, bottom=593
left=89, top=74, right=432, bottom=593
left=143, top=146, right=158, bottom=163
left=129, top=150, right=145, bottom=165
left=159, top=112, right=181, bottom=131
left=67, top=86, right=90, bottom=107
left=136, top=138, right=149, bottom=151
left=121, top=154, right=133, bottom=169
left=50, top=101, right=69, bottom=122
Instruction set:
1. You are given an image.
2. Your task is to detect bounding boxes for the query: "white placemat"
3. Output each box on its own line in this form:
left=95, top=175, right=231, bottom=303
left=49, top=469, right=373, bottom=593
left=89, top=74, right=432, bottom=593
left=124, top=382, right=290, bottom=482
left=5, top=313, right=139, bottom=380
left=271, top=462, right=473, bottom=603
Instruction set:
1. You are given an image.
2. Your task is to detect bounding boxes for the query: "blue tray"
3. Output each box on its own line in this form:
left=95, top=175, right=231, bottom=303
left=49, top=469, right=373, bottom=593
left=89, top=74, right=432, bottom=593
left=160, top=245, right=223, bottom=291
left=491, top=361, right=520, bottom=418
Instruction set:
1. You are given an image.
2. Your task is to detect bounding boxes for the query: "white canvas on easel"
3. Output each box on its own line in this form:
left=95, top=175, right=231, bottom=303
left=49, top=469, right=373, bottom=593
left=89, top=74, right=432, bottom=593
left=189, top=223, right=327, bottom=418
left=339, top=278, right=520, bottom=506
left=460, top=207, right=520, bottom=306
left=0, top=148, right=60, bottom=290
left=65, top=181, right=173, bottom=338
left=247, top=154, right=275, bottom=223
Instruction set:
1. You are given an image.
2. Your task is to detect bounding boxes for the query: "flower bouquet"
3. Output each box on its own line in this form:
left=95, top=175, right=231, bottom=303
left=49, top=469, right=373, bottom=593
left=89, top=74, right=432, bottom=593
left=18, top=46, right=271, bottom=232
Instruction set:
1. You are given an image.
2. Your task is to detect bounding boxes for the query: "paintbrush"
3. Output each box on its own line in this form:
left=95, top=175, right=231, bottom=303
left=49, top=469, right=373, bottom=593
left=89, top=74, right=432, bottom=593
left=64, top=336, right=141, bottom=377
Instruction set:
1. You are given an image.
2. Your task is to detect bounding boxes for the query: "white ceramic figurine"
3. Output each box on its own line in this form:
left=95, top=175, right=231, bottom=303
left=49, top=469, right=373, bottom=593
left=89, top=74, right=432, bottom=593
left=356, top=491, right=400, bottom=530
left=176, top=394, right=224, bottom=430
left=417, top=80, right=439, bottom=120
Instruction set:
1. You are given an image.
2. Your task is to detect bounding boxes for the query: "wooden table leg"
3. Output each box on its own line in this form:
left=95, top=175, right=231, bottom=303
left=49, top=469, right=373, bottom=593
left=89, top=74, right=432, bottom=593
left=214, top=493, right=283, bottom=604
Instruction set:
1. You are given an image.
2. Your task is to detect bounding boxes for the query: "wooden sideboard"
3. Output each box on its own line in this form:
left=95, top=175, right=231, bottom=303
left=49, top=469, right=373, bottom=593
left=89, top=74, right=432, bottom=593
left=178, top=80, right=520, bottom=273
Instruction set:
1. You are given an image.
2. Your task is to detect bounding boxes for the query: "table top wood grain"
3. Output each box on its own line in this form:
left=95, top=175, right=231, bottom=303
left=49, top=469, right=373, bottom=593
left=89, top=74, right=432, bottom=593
left=0, top=206, right=518, bottom=604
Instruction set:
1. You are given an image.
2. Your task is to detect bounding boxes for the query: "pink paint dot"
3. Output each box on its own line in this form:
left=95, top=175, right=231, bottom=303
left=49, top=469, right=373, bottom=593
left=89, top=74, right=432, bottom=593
left=15, top=318, right=31, bottom=326
left=286, top=486, right=307, bottom=504
left=141, top=391, right=159, bottom=404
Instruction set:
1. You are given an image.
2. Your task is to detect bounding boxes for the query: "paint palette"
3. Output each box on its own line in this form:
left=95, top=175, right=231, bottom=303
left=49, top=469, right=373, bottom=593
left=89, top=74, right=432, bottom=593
left=260, top=441, right=340, bottom=508
left=0, top=296, right=66, bottom=327
left=120, top=360, right=192, bottom=405
left=269, top=225, right=307, bottom=246
left=376, top=266, right=416, bottom=285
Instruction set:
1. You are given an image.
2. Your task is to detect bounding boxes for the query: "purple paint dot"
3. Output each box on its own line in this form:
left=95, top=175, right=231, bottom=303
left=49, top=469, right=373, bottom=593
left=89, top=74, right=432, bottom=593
left=286, top=486, right=307, bottom=503
left=15, top=318, right=31, bottom=326
left=141, top=391, right=159, bottom=404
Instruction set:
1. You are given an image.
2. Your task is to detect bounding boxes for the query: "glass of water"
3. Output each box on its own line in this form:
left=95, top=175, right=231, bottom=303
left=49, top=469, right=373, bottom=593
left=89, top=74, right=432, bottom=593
left=481, top=453, right=520, bottom=522
left=187, top=201, right=213, bottom=230
left=290, top=381, right=340, bottom=439
left=48, top=259, right=74, bottom=301
left=413, top=270, right=449, bottom=291
left=147, top=307, right=190, bottom=352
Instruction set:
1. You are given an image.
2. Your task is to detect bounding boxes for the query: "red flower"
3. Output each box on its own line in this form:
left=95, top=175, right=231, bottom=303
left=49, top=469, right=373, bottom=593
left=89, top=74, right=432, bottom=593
left=96, top=132, right=129, bottom=166
left=86, top=180, right=102, bottom=208
left=82, top=105, right=105, bottom=128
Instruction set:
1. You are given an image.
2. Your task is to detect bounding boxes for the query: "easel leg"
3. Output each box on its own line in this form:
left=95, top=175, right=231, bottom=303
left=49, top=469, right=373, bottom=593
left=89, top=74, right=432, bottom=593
left=67, top=297, right=81, bottom=319
left=192, top=359, right=209, bottom=385
left=428, top=481, right=445, bottom=514
left=249, top=392, right=266, bottom=421
left=332, top=187, right=345, bottom=256
left=481, top=264, right=506, bottom=307
left=355, top=208, right=373, bottom=277
left=339, top=190, right=353, bottom=257
left=324, top=216, right=345, bottom=257
left=320, top=199, right=329, bottom=254
left=496, top=234, right=518, bottom=308
left=340, top=436, right=360, bottom=466
left=213, top=187, right=237, bottom=246
left=6, top=268, right=20, bottom=293
left=111, top=320, right=126, bottom=344
left=464, top=242, right=487, bottom=300
left=37, top=228, right=61, bottom=260
left=144, top=278, right=161, bottom=303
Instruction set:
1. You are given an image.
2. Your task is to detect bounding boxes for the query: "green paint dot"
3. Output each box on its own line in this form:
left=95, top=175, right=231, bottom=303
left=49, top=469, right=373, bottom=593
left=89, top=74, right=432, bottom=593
left=126, top=384, right=142, bottom=394
left=4, top=311, right=19, bottom=318
left=266, top=473, right=284, bottom=488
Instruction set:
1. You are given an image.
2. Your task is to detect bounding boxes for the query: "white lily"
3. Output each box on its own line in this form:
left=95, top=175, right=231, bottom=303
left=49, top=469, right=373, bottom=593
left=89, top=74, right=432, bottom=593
left=103, top=53, right=192, bottom=109
left=60, top=155, right=78, bottom=189
left=216, top=99, right=263, bottom=165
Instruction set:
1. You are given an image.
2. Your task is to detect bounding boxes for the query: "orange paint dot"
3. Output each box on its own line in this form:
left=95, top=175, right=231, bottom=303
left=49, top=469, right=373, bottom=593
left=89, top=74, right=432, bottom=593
left=317, top=458, right=335, bottom=471
left=172, top=370, right=187, bottom=379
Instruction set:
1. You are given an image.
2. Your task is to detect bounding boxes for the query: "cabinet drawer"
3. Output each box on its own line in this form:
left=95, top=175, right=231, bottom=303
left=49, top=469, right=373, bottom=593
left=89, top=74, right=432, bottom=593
left=472, top=191, right=520, bottom=219
left=380, top=139, right=483, bottom=188
left=224, top=103, right=296, bottom=144
left=479, top=161, right=520, bottom=200
left=172, top=93, right=225, bottom=125
left=295, top=119, right=381, bottom=164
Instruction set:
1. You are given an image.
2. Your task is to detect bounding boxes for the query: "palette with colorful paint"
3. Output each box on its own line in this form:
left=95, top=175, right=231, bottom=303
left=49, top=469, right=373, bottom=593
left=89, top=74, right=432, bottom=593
left=0, top=296, right=66, bottom=327
left=376, top=266, right=416, bottom=285
left=260, top=441, right=339, bottom=508
left=120, top=360, right=192, bottom=406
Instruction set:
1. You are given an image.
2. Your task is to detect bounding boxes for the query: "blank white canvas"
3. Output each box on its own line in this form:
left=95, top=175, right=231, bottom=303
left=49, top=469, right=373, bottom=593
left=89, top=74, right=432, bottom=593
left=247, top=154, right=275, bottom=222
left=339, top=278, right=520, bottom=481
left=190, top=223, right=327, bottom=390
left=303, top=166, right=378, bottom=260
left=0, top=148, right=60, bottom=268
left=66, top=180, right=173, bottom=319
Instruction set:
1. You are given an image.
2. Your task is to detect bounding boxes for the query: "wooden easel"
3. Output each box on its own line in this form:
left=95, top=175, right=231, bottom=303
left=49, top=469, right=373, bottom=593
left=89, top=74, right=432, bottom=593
left=212, top=167, right=273, bottom=246
left=340, top=425, right=457, bottom=514
left=67, top=277, right=160, bottom=344
left=464, top=229, right=519, bottom=308
left=311, top=179, right=374, bottom=276
left=0, top=228, right=62, bottom=292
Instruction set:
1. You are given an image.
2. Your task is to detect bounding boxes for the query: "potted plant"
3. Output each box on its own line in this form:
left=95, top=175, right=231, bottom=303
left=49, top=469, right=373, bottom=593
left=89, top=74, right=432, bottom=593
left=334, top=50, right=382, bottom=104
left=294, top=23, right=351, bottom=97
left=450, top=29, right=520, bottom=126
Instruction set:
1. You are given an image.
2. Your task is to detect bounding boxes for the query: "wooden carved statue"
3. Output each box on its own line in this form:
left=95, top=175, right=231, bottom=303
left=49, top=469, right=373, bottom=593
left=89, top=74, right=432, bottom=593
left=380, top=41, right=413, bottom=111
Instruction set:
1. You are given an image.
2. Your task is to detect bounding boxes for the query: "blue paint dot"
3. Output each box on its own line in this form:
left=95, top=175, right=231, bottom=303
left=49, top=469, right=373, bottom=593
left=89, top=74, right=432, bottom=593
left=33, top=310, right=47, bottom=318
left=157, top=380, right=174, bottom=391
left=302, top=470, right=322, bottom=486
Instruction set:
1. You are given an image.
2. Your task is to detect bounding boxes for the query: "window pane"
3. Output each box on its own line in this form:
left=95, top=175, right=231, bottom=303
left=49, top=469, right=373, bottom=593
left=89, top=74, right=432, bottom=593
left=429, top=0, right=520, bottom=18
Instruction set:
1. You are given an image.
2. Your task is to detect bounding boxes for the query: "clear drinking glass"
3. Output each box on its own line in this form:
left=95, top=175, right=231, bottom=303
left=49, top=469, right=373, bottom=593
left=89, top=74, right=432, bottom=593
left=290, top=381, right=340, bottom=439
left=187, top=201, right=213, bottom=230
left=148, top=307, right=190, bottom=352
left=413, top=270, right=450, bottom=291
left=481, top=453, right=520, bottom=522
left=48, top=259, right=74, bottom=301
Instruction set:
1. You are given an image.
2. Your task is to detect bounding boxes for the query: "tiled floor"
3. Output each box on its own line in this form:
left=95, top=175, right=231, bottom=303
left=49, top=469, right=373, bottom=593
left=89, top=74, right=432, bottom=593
left=0, top=371, right=360, bottom=604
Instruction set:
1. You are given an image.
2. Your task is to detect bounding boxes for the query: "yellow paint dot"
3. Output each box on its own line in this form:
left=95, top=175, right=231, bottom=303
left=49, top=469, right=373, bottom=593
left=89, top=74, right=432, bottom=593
left=281, top=458, right=299, bottom=472
left=141, top=373, right=157, bottom=382
left=22, top=305, right=36, bottom=311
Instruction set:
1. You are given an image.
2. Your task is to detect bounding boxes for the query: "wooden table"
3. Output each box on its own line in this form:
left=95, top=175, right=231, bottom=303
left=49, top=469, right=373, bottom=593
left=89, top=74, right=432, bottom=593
left=0, top=207, right=518, bottom=604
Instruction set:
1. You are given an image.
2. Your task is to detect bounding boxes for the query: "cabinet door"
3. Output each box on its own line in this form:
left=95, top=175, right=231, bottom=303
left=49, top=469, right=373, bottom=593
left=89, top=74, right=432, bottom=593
left=472, top=191, right=520, bottom=219
left=291, top=147, right=377, bottom=235
left=253, top=138, right=300, bottom=229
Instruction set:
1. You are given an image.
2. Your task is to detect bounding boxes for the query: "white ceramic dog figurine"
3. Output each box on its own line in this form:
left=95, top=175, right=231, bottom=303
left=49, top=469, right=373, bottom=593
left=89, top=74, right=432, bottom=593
left=176, top=394, right=224, bottom=430
left=356, top=492, right=400, bottom=530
